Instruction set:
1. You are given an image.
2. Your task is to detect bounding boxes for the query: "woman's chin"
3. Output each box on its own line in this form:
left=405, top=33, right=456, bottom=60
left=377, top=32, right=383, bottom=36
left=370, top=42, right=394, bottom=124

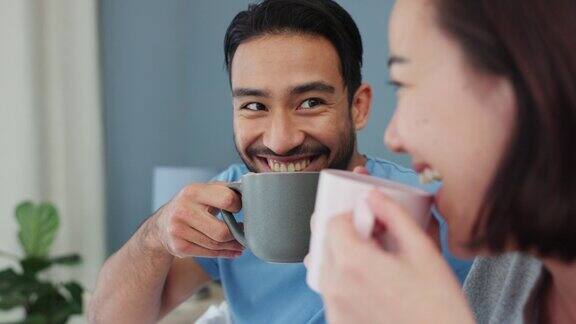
left=449, top=242, right=477, bottom=260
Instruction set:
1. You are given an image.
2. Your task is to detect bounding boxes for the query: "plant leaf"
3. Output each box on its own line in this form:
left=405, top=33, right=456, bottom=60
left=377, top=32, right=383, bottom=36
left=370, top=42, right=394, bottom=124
left=25, top=281, right=85, bottom=323
left=23, top=314, right=48, bottom=324
left=50, top=254, right=82, bottom=266
left=27, top=290, right=68, bottom=324
left=0, top=315, right=48, bottom=324
left=20, top=257, right=52, bottom=277
left=0, top=293, right=27, bottom=310
left=0, top=268, right=21, bottom=293
left=0, top=268, right=29, bottom=295
left=50, top=307, right=76, bottom=324
left=63, top=281, right=83, bottom=313
left=0, top=269, right=28, bottom=310
left=0, top=268, right=61, bottom=312
left=16, top=202, right=59, bottom=258
left=15, top=202, right=34, bottom=256
left=49, top=306, right=76, bottom=324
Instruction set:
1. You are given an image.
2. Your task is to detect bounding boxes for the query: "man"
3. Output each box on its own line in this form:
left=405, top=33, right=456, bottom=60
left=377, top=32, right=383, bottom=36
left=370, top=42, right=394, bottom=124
left=89, top=0, right=472, bottom=323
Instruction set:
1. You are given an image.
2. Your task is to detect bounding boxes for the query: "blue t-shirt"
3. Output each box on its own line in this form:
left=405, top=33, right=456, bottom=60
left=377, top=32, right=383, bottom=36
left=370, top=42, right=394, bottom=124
left=196, top=156, right=473, bottom=323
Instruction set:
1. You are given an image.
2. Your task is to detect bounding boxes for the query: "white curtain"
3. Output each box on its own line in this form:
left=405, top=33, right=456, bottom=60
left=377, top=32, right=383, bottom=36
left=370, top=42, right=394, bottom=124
left=0, top=0, right=105, bottom=317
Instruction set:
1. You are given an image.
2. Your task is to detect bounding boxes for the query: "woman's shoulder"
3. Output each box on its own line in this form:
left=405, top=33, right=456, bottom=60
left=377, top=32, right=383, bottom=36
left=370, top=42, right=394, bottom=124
left=463, top=253, right=543, bottom=324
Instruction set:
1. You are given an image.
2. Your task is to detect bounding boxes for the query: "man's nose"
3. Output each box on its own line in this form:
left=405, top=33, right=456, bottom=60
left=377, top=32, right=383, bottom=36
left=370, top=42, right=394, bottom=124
left=262, top=112, right=305, bottom=155
left=384, top=113, right=405, bottom=153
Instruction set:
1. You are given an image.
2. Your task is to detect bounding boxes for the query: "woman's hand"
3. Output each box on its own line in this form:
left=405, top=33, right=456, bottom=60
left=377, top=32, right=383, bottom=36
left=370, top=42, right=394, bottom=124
left=318, top=189, right=474, bottom=324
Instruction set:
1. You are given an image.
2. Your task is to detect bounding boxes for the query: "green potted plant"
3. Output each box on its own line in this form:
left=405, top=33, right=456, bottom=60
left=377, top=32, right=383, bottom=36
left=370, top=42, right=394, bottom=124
left=0, top=202, right=84, bottom=323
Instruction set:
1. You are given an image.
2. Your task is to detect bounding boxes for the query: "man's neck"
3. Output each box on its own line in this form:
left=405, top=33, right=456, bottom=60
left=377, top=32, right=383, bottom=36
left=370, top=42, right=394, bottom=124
left=346, top=152, right=367, bottom=171
left=543, top=259, right=576, bottom=324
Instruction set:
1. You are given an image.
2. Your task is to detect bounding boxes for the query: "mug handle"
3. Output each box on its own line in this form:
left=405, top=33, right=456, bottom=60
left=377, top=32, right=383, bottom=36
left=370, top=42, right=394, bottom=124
left=221, top=181, right=248, bottom=247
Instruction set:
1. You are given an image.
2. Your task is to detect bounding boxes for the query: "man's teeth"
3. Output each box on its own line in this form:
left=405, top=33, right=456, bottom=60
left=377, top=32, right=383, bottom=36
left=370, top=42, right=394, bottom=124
left=268, top=158, right=311, bottom=172
left=419, top=167, right=442, bottom=184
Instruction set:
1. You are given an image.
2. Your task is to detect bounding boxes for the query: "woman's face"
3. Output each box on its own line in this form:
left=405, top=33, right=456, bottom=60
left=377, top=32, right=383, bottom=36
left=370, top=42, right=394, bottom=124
left=386, top=0, right=516, bottom=257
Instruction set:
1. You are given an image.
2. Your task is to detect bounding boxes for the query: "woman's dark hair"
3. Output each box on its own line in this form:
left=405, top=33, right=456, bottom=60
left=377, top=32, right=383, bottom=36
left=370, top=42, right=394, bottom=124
left=224, top=0, right=363, bottom=104
left=435, top=0, right=576, bottom=261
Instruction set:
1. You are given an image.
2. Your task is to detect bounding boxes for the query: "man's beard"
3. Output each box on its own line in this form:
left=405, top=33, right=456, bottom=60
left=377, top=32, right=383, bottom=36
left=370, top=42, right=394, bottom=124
left=234, top=122, right=357, bottom=173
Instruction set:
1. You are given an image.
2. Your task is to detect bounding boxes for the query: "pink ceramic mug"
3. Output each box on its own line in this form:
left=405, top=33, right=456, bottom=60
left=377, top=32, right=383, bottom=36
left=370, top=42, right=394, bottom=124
left=306, top=169, right=433, bottom=293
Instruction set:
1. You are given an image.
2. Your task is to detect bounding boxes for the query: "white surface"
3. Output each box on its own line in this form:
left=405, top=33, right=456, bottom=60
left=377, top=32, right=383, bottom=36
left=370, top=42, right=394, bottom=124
left=0, top=0, right=104, bottom=321
left=157, top=282, right=225, bottom=324
left=307, top=170, right=433, bottom=292
left=194, top=301, right=232, bottom=324
left=0, top=0, right=38, bottom=277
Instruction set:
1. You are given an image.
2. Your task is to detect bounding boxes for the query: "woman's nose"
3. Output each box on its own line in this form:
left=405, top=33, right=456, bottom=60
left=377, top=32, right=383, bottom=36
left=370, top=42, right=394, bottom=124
left=384, top=113, right=405, bottom=154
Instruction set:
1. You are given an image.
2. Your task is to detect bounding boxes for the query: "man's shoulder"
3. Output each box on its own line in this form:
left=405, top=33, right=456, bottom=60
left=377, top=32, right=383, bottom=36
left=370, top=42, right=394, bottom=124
left=212, top=163, right=249, bottom=182
left=366, top=156, right=414, bottom=176
left=365, top=156, right=438, bottom=192
left=365, top=155, right=418, bottom=183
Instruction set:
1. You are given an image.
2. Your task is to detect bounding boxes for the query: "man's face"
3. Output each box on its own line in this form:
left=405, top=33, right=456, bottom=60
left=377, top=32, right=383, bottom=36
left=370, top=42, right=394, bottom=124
left=231, top=33, right=356, bottom=173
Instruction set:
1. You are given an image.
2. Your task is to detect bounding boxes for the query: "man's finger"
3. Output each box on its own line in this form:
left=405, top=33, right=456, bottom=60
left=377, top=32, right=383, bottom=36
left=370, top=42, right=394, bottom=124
left=173, top=222, right=244, bottom=251
left=180, top=208, right=237, bottom=243
left=172, top=238, right=242, bottom=258
left=185, top=183, right=242, bottom=213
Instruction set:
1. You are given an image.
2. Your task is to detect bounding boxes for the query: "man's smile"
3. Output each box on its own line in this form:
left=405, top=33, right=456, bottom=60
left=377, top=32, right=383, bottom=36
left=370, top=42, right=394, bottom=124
left=254, top=154, right=325, bottom=172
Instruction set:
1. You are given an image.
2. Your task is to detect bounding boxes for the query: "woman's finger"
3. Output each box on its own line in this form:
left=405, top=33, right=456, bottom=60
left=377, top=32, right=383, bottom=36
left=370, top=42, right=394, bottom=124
left=367, top=190, right=434, bottom=257
left=426, top=210, right=442, bottom=251
left=352, top=166, right=370, bottom=175
left=325, top=212, right=390, bottom=266
left=310, top=212, right=317, bottom=232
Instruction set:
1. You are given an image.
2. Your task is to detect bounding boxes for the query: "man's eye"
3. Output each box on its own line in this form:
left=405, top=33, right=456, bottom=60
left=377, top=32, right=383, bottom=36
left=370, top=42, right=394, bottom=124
left=242, top=102, right=266, bottom=111
left=299, top=98, right=324, bottom=110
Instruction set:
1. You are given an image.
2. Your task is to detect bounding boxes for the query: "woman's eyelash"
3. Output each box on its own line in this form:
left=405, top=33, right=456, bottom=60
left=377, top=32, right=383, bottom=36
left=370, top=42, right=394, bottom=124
left=388, top=80, right=404, bottom=89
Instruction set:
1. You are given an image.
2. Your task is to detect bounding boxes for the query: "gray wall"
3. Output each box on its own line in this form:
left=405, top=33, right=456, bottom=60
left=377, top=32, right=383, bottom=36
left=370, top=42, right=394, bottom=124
left=100, top=0, right=406, bottom=253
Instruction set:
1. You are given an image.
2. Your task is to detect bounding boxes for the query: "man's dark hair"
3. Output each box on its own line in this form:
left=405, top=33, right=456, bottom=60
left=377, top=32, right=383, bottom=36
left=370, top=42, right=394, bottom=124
left=435, top=0, right=576, bottom=261
left=224, top=0, right=363, bottom=104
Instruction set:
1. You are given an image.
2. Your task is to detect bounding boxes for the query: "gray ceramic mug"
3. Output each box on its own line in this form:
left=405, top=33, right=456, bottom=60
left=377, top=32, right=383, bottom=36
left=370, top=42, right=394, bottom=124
left=221, top=172, right=320, bottom=263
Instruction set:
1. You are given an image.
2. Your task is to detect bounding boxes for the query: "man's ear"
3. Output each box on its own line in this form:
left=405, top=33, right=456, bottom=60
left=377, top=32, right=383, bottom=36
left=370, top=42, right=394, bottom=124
left=351, top=83, right=372, bottom=130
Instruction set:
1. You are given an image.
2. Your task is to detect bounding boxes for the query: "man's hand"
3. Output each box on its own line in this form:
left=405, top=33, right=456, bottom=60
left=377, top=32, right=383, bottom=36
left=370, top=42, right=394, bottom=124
left=148, top=182, right=245, bottom=258
left=89, top=182, right=240, bottom=323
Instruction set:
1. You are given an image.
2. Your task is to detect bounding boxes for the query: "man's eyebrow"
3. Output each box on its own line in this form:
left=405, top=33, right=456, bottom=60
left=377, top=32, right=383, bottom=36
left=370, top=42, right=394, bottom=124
left=290, top=81, right=336, bottom=95
left=232, top=88, right=271, bottom=98
left=388, top=55, right=409, bottom=67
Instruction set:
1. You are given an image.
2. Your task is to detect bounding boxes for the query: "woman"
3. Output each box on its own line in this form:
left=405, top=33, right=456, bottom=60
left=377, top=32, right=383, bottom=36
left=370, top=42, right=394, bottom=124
left=312, top=0, right=576, bottom=323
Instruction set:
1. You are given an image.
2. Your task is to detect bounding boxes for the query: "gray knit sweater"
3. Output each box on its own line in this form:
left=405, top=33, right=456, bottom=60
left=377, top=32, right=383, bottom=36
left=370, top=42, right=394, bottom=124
left=463, top=253, right=545, bottom=324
